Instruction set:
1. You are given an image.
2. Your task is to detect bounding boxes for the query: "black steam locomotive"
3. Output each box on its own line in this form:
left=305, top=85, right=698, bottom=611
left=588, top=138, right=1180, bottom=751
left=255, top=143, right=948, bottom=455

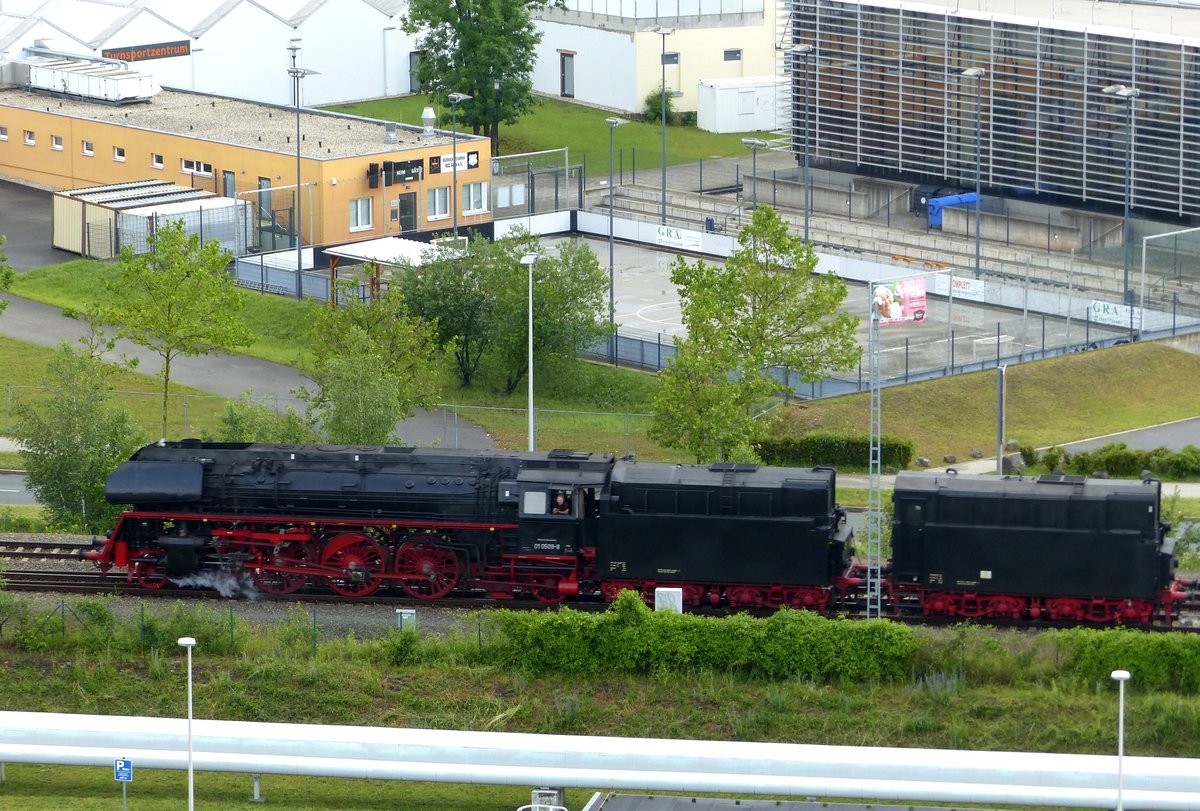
left=89, top=441, right=854, bottom=609
left=86, top=441, right=1189, bottom=624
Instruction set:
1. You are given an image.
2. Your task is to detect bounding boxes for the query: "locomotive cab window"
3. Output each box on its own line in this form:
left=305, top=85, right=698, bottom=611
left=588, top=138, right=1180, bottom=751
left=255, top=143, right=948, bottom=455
left=903, top=502, right=925, bottom=527
left=522, top=490, right=548, bottom=516
left=551, top=490, right=573, bottom=515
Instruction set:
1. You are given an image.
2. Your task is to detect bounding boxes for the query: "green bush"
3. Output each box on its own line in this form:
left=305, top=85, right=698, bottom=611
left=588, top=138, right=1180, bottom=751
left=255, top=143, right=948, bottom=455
left=379, top=629, right=420, bottom=665
left=0, top=507, right=52, bottom=533
left=643, top=85, right=677, bottom=125
left=758, top=431, right=915, bottom=470
left=1020, top=445, right=1040, bottom=467
left=1040, top=446, right=1064, bottom=473
left=484, top=591, right=917, bottom=682
left=1065, top=442, right=1200, bottom=481
left=1054, top=627, right=1200, bottom=693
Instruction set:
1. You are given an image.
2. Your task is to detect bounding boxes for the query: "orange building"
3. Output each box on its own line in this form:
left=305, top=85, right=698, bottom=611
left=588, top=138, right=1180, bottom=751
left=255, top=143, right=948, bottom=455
left=0, top=83, right=492, bottom=252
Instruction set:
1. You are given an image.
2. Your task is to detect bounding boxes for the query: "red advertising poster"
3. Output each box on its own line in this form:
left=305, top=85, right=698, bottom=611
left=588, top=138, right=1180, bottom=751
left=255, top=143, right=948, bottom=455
left=873, top=278, right=927, bottom=325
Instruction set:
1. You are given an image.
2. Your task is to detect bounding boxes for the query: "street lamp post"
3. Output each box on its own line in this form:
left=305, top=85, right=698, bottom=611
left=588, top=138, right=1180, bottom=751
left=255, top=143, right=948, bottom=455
left=794, top=45, right=814, bottom=242
left=961, top=67, right=986, bottom=279
left=654, top=26, right=675, bottom=225
left=448, top=92, right=472, bottom=240
left=177, top=636, right=197, bottom=811
left=493, top=80, right=501, bottom=156
left=520, top=252, right=540, bottom=452
left=287, top=42, right=319, bottom=300
left=1103, top=83, right=1140, bottom=316
left=1111, top=669, right=1131, bottom=811
left=606, top=117, right=627, bottom=365
left=740, top=138, right=768, bottom=211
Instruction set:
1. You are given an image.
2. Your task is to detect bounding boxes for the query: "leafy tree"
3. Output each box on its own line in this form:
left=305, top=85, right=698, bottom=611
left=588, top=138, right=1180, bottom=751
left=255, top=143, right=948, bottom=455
left=400, top=0, right=551, bottom=143
left=399, top=237, right=512, bottom=386
left=401, top=233, right=610, bottom=395
left=213, top=392, right=316, bottom=444
left=487, top=236, right=611, bottom=395
left=296, top=282, right=440, bottom=444
left=11, top=344, right=144, bottom=532
left=0, top=234, right=14, bottom=316
left=651, top=206, right=860, bottom=462
left=101, top=220, right=252, bottom=439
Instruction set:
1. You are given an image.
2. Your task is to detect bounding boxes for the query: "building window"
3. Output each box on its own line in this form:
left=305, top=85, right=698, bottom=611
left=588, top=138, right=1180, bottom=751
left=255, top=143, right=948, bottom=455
left=51, top=134, right=63, bottom=151
left=427, top=187, right=449, bottom=220
left=462, top=181, right=488, bottom=214
left=349, top=197, right=373, bottom=231
left=182, top=158, right=213, bottom=176
left=82, top=140, right=94, bottom=156
left=663, top=52, right=680, bottom=66
left=724, top=48, right=742, bottom=62
left=151, top=153, right=164, bottom=169
left=113, top=146, right=126, bottom=162
left=0, top=126, right=7, bottom=141
left=23, top=130, right=34, bottom=145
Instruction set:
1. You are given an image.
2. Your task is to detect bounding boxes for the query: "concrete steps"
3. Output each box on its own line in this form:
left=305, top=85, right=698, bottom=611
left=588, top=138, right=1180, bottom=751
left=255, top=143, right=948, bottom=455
left=587, top=180, right=1177, bottom=313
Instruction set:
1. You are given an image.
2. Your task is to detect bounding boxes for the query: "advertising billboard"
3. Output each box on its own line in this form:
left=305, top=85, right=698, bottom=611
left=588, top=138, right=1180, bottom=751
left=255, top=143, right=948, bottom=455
left=873, top=278, right=927, bottom=325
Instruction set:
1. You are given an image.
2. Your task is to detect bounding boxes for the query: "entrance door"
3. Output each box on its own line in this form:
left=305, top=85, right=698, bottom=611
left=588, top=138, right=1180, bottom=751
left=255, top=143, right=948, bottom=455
left=560, top=53, right=574, bottom=98
left=222, top=170, right=236, bottom=198
left=257, top=177, right=283, bottom=251
left=396, top=192, right=417, bottom=233
left=409, top=52, right=423, bottom=93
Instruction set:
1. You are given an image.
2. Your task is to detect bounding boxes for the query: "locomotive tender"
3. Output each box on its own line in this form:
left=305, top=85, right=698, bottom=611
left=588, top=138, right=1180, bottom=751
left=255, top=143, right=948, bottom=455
left=86, top=441, right=1190, bottom=624
left=891, top=471, right=1188, bottom=624
left=89, top=441, right=854, bottom=608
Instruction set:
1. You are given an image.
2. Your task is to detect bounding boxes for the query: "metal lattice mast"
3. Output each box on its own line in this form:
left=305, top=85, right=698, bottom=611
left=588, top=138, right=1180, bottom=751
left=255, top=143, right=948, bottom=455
left=866, top=301, right=883, bottom=619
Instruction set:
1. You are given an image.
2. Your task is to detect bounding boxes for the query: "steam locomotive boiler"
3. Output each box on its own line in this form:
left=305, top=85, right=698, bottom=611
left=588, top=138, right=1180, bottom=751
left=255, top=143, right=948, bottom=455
left=87, top=441, right=854, bottom=607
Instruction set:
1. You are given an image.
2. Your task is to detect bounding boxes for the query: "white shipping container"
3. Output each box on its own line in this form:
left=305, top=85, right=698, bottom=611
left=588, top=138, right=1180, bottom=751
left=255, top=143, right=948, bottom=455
left=696, top=76, right=787, bottom=134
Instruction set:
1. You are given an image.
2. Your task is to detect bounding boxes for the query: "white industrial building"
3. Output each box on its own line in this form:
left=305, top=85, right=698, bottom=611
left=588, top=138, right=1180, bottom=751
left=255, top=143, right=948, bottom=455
left=530, top=0, right=780, bottom=115
left=0, top=0, right=783, bottom=125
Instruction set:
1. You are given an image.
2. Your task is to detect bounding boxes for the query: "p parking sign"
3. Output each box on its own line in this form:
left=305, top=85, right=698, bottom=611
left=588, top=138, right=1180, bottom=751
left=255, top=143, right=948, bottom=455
left=114, top=758, right=133, bottom=782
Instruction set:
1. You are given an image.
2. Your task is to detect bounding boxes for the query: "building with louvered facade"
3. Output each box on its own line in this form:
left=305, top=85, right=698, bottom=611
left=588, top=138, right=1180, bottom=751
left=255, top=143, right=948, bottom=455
left=781, top=0, right=1200, bottom=221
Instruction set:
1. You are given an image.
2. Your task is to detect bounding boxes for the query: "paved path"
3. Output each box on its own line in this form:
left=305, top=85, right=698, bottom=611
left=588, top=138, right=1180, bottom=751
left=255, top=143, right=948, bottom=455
left=0, top=294, right=495, bottom=449
left=841, top=451, right=1200, bottom=498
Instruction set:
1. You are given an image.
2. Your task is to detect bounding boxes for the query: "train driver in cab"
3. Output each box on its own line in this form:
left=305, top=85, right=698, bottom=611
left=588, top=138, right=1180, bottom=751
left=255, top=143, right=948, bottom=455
left=552, top=491, right=572, bottom=515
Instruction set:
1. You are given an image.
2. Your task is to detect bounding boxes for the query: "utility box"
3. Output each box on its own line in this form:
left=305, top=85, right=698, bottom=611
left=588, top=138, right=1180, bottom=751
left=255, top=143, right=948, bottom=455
left=697, top=76, right=787, bottom=134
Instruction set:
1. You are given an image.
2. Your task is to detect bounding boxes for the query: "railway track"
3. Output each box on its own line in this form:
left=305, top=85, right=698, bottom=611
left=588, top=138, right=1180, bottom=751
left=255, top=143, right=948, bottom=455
left=2, top=537, right=1198, bottom=629
left=0, top=539, right=95, bottom=561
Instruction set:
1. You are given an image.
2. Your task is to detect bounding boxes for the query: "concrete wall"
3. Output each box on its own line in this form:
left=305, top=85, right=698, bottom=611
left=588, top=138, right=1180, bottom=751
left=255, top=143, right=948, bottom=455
left=532, top=22, right=639, bottom=111
left=634, top=24, right=771, bottom=114
left=942, top=208, right=1082, bottom=253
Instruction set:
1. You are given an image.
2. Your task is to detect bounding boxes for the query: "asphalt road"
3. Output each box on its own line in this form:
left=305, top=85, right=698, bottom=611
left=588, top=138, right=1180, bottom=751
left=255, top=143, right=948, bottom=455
left=0, top=179, right=76, bottom=271
left=1063, top=417, right=1200, bottom=455
left=0, top=472, right=33, bottom=505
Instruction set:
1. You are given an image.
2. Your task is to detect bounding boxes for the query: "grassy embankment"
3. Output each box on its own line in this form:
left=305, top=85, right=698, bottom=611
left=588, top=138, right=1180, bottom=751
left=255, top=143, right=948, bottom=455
left=6, top=262, right=1200, bottom=495
left=322, top=94, right=775, bottom=178
left=0, top=600, right=1198, bottom=810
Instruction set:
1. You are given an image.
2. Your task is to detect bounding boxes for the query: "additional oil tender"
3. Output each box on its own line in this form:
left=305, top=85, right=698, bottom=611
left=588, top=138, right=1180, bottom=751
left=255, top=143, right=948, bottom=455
left=85, top=441, right=1190, bottom=624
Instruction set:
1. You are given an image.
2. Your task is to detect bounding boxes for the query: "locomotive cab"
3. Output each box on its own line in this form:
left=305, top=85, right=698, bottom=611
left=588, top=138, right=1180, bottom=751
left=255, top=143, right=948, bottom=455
left=507, top=449, right=609, bottom=558
left=514, top=472, right=604, bottom=556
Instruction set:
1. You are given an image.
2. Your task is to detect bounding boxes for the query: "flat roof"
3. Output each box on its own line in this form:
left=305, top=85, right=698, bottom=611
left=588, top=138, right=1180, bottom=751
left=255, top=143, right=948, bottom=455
left=0, top=86, right=483, bottom=160
left=865, top=0, right=1200, bottom=42
left=325, top=236, right=448, bottom=266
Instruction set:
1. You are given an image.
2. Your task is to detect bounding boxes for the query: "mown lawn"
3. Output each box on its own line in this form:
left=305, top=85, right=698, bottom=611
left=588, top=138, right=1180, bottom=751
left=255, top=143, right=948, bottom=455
left=7, top=261, right=1200, bottom=470
left=0, top=608, right=1198, bottom=809
left=777, top=342, right=1200, bottom=465
left=322, top=94, right=775, bottom=177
